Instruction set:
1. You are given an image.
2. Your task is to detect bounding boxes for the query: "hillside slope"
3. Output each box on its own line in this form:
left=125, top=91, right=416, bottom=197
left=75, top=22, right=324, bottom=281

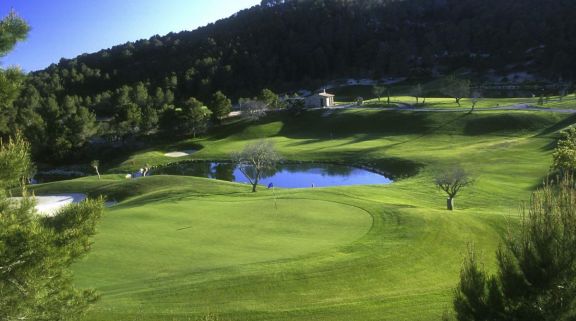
left=29, top=0, right=576, bottom=101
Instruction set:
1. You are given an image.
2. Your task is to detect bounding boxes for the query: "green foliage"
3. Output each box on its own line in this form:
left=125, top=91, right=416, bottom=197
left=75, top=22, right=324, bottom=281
left=181, top=97, right=212, bottom=137
left=454, top=175, right=576, bottom=321
left=14, top=0, right=576, bottom=124
left=285, top=98, right=306, bottom=117
left=0, top=11, right=30, bottom=58
left=0, top=15, right=103, bottom=320
left=36, top=95, right=98, bottom=160
left=0, top=133, right=103, bottom=320
left=141, top=105, right=159, bottom=132
left=552, top=127, right=576, bottom=173
left=0, top=197, right=104, bottom=321
left=0, top=14, right=29, bottom=139
left=8, top=0, right=576, bottom=163
left=0, top=67, right=25, bottom=107
left=209, top=91, right=231, bottom=121
left=258, top=88, right=283, bottom=110
left=0, top=132, right=32, bottom=190
left=159, top=97, right=211, bottom=138
left=114, top=102, right=141, bottom=138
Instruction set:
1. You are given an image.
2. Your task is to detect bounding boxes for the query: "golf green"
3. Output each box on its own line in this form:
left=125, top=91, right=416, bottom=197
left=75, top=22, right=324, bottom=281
left=74, top=196, right=372, bottom=293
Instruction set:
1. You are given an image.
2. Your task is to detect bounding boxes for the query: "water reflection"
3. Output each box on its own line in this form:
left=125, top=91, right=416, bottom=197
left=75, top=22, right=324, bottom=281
left=154, top=161, right=392, bottom=188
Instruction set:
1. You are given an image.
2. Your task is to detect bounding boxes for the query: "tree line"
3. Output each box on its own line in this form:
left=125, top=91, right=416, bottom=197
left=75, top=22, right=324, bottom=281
left=24, top=0, right=576, bottom=102
left=3, top=72, right=287, bottom=164
left=4, top=0, right=576, bottom=163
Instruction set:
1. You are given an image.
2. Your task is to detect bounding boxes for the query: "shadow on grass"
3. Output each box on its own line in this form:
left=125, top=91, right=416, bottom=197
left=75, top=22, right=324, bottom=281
left=464, top=113, right=559, bottom=136
left=378, top=113, right=469, bottom=149
left=538, top=114, right=576, bottom=136
left=278, top=110, right=432, bottom=139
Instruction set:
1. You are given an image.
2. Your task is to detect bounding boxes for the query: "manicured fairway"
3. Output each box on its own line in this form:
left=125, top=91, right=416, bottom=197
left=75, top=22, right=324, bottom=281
left=33, top=109, right=576, bottom=320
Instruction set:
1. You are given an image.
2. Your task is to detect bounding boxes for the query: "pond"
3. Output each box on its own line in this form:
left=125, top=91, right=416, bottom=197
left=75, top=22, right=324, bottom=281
left=153, top=161, right=392, bottom=188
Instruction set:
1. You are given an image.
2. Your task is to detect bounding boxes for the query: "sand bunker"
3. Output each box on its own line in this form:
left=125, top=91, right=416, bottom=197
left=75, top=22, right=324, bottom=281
left=35, top=194, right=86, bottom=216
left=164, top=149, right=196, bottom=158
left=11, top=194, right=87, bottom=217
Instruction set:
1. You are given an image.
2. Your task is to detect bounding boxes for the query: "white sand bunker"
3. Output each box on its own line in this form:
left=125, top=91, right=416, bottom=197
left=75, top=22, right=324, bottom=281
left=164, top=149, right=197, bottom=157
left=34, top=194, right=86, bottom=216
left=10, top=194, right=87, bottom=217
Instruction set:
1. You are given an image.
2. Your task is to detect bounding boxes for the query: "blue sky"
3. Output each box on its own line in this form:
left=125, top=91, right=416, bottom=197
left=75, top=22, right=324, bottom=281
left=0, top=1, right=261, bottom=71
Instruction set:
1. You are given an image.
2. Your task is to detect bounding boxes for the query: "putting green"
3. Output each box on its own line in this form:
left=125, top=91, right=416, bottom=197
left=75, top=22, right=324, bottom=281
left=74, top=197, right=372, bottom=293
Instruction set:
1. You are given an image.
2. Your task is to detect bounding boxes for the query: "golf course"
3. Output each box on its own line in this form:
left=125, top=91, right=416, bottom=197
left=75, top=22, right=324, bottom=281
left=30, top=104, right=575, bottom=321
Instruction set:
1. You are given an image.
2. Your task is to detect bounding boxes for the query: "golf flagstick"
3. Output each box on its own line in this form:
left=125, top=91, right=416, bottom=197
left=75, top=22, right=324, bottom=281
left=273, top=186, right=278, bottom=211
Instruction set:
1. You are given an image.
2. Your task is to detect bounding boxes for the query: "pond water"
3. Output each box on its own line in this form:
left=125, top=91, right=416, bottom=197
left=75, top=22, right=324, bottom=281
left=153, top=162, right=392, bottom=188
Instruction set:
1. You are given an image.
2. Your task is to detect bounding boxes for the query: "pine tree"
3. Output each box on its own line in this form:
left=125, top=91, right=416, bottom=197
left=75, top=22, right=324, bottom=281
left=0, top=13, right=104, bottom=320
left=454, top=175, right=576, bottom=321
left=209, top=91, right=231, bottom=123
left=0, top=134, right=104, bottom=320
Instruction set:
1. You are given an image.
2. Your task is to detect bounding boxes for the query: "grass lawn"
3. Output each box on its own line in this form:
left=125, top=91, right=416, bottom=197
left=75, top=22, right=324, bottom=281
left=331, top=84, right=576, bottom=110
left=32, top=108, right=576, bottom=321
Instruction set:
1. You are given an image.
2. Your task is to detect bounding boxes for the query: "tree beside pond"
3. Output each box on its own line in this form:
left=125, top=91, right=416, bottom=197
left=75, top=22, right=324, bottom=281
left=233, top=140, right=280, bottom=192
left=434, top=166, right=473, bottom=210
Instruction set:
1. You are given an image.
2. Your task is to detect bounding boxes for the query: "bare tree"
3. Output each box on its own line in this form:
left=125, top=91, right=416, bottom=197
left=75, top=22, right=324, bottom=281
left=469, top=89, right=483, bottom=113
left=559, top=82, right=572, bottom=101
left=442, top=75, right=471, bottom=107
left=435, top=166, right=473, bottom=210
left=233, top=140, right=281, bottom=192
left=411, top=83, right=424, bottom=105
left=373, top=85, right=391, bottom=105
left=90, top=160, right=101, bottom=180
left=372, top=85, right=385, bottom=102
left=239, top=98, right=268, bottom=121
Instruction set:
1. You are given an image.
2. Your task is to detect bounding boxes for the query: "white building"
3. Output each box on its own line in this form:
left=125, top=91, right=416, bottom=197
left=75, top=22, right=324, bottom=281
left=305, top=90, right=335, bottom=108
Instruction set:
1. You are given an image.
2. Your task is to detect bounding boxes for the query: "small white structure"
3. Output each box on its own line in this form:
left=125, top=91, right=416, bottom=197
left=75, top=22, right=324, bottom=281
left=305, top=89, right=335, bottom=108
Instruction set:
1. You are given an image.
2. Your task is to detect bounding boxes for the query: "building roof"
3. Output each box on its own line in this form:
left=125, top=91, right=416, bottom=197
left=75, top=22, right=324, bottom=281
left=318, top=92, right=335, bottom=97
